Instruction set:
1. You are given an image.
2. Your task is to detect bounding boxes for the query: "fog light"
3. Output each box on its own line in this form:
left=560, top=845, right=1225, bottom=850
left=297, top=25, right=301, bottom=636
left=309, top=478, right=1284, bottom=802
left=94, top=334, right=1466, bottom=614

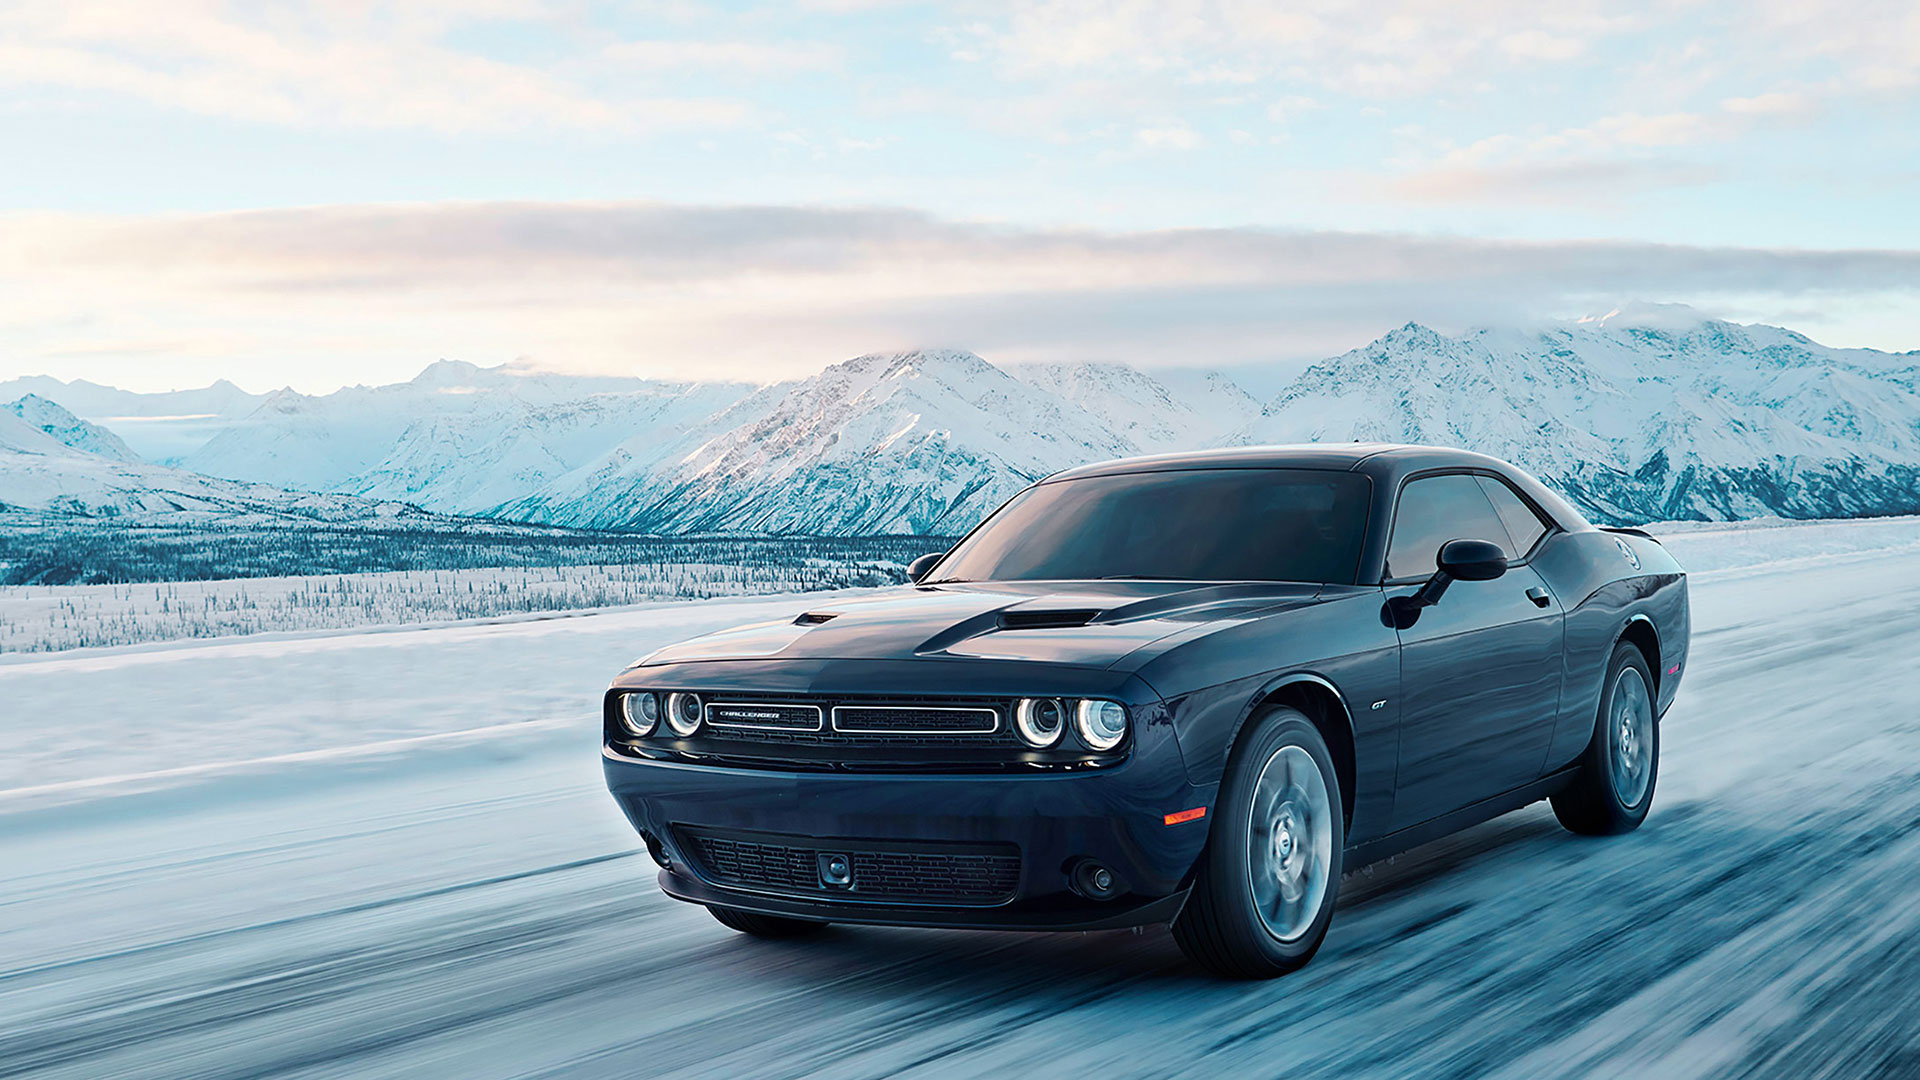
left=619, top=692, right=658, bottom=737
left=1014, top=697, right=1066, bottom=747
left=1070, top=860, right=1123, bottom=900
left=665, top=692, right=704, bottom=736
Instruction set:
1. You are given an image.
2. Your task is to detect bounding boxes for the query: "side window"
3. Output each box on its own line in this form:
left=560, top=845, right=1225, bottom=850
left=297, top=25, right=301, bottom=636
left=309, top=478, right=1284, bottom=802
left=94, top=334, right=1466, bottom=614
left=1386, top=474, right=1511, bottom=580
left=1475, top=475, right=1551, bottom=558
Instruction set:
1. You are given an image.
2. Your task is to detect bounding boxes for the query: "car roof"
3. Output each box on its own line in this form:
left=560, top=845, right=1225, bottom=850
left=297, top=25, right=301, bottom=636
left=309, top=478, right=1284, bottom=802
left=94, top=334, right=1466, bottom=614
left=1022, top=443, right=1592, bottom=586
left=1044, top=440, right=1589, bottom=534
left=1042, top=443, right=1498, bottom=482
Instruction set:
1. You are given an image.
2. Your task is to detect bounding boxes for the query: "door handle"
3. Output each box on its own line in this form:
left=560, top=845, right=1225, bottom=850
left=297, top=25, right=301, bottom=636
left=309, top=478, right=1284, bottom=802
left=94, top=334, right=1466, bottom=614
left=1526, top=586, right=1551, bottom=608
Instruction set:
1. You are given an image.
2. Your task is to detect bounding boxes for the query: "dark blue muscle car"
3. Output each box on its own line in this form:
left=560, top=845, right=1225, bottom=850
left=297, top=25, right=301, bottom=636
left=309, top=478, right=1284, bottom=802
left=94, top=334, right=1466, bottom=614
left=601, top=444, right=1688, bottom=978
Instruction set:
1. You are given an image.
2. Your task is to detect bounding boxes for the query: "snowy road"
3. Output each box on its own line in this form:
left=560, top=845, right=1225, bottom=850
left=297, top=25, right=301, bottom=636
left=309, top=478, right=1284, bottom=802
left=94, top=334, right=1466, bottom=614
left=4, top=523, right=1920, bottom=1078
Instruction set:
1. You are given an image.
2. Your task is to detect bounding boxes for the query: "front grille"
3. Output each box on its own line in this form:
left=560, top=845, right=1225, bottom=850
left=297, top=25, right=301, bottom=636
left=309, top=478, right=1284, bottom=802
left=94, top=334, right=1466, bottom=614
left=832, top=705, right=998, bottom=734
left=706, top=701, right=822, bottom=731
left=694, top=694, right=1017, bottom=748
left=678, top=828, right=1022, bottom=906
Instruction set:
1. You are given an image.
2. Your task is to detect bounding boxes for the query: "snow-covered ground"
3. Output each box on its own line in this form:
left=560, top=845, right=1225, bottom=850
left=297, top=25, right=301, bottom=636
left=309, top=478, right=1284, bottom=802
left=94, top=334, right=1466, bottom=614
left=1643, top=513, right=1920, bottom=574
left=3, top=516, right=1918, bottom=1078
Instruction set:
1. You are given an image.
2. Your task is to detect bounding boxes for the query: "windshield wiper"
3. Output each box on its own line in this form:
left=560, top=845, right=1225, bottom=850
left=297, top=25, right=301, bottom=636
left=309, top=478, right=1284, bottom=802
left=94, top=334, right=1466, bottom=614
left=1098, top=574, right=1193, bottom=580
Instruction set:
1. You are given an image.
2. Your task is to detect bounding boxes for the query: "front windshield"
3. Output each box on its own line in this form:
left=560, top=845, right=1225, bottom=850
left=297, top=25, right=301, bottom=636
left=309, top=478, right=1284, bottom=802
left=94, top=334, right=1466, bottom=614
left=929, top=468, right=1371, bottom=585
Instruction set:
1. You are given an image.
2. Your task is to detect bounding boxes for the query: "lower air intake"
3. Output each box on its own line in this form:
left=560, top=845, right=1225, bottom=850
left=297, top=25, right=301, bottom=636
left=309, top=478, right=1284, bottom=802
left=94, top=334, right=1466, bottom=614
left=677, top=828, right=1021, bottom=906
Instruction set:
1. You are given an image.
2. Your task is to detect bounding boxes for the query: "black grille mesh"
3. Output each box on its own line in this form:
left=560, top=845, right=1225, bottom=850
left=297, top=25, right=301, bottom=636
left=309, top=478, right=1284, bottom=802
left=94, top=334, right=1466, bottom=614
left=680, top=830, right=1021, bottom=905
left=833, top=706, right=997, bottom=734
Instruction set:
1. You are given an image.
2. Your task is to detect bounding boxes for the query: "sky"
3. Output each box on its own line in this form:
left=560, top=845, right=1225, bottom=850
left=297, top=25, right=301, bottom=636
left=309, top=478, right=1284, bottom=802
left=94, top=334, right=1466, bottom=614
left=1, top=0, right=1917, bottom=393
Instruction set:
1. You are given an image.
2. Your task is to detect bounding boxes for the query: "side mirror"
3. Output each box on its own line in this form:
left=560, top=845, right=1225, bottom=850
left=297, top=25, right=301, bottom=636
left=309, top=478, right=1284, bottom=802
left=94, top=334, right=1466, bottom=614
left=1437, top=538, right=1508, bottom=582
left=1387, top=538, right=1508, bottom=627
left=906, top=553, right=943, bottom=583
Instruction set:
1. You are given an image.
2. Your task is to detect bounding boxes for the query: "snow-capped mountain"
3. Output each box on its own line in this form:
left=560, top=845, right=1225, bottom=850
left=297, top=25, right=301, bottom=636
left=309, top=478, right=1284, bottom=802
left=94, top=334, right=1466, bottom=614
left=1006, top=362, right=1260, bottom=452
left=0, top=397, right=431, bottom=523
left=179, top=360, right=764, bottom=504
left=10, top=306, right=1918, bottom=533
left=6, top=394, right=143, bottom=463
left=0, top=375, right=264, bottom=422
left=337, top=380, right=759, bottom=517
left=0, top=376, right=267, bottom=463
left=1230, top=308, right=1920, bottom=521
left=500, top=350, right=1141, bottom=533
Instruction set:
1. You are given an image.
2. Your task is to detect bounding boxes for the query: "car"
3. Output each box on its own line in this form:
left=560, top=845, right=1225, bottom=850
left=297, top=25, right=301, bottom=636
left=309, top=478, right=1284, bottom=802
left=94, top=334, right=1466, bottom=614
left=600, top=444, right=1689, bottom=978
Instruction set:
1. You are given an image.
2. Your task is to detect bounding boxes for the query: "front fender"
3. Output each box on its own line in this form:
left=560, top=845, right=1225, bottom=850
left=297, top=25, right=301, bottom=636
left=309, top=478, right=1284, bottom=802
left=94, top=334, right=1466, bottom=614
left=1140, top=587, right=1401, bottom=845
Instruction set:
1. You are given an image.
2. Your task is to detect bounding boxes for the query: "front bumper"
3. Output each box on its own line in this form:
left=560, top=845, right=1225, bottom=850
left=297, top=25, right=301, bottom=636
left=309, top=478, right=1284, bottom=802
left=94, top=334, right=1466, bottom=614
left=602, top=719, right=1216, bottom=931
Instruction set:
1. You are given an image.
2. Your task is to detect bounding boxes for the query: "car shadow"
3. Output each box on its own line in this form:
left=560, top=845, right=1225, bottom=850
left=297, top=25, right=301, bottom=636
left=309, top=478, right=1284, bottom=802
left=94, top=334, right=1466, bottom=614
left=1335, top=804, right=1568, bottom=907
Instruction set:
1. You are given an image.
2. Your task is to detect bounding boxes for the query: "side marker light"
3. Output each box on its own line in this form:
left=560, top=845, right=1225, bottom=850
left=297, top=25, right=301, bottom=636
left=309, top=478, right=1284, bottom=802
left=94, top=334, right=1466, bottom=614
left=1164, top=807, right=1207, bottom=826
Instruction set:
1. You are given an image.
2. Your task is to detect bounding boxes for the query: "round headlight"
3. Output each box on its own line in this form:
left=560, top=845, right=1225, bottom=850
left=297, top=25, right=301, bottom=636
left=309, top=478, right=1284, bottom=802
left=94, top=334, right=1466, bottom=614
left=665, top=692, right=704, bottom=736
left=1074, top=699, right=1129, bottom=751
left=1014, top=697, right=1065, bottom=748
left=619, top=692, right=658, bottom=737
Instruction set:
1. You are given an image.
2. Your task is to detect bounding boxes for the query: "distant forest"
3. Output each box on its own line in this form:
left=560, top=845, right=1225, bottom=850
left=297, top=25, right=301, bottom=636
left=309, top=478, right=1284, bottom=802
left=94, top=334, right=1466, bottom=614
left=0, top=516, right=951, bottom=587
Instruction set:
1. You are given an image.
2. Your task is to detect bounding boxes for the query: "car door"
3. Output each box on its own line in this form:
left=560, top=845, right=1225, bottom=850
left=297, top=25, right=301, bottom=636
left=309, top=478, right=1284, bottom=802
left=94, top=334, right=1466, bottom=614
left=1387, top=472, right=1565, bottom=829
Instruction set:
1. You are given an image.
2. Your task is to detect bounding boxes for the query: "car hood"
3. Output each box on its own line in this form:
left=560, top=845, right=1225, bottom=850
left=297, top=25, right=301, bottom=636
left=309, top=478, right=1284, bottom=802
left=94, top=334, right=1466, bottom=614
left=637, top=580, right=1330, bottom=669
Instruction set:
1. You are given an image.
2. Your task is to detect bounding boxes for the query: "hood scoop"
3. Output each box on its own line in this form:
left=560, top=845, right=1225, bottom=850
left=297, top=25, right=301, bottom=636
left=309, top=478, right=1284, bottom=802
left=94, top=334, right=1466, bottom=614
left=793, top=611, right=839, bottom=626
left=997, top=608, right=1101, bottom=630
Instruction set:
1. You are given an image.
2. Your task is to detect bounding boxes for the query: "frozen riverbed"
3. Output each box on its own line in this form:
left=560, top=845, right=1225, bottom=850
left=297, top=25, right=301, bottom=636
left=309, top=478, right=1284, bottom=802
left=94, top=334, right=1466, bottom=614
left=3, top=517, right=1919, bottom=1078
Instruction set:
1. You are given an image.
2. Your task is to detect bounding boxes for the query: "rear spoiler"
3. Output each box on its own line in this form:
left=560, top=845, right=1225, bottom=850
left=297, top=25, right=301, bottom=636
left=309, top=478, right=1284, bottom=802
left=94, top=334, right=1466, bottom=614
left=1601, top=526, right=1661, bottom=543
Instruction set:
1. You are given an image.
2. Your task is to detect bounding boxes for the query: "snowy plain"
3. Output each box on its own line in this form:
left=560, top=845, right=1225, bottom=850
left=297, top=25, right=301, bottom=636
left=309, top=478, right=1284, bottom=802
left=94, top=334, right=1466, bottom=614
left=0, top=556, right=908, bottom=654
left=3, top=515, right=1919, bottom=1078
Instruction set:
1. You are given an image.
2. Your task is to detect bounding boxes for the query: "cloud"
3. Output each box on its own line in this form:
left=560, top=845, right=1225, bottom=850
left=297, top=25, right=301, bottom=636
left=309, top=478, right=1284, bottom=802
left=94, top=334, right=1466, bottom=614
left=603, top=40, right=843, bottom=75
left=1266, top=95, right=1321, bottom=122
left=1720, top=91, right=1815, bottom=118
left=0, top=0, right=748, bottom=134
left=929, top=0, right=1915, bottom=189
left=1389, top=160, right=1723, bottom=205
left=960, top=0, right=1915, bottom=105
left=1594, top=111, right=1722, bottom=147
left=1383, top=91, right=1819, bottom=203
left=959, top=0, right=1644, bottom=96
left=1498, top=29, right=1586, bottom=61
left=1134, top=125, right=1204, bottom=150
left=5, top=201, right=1919, bottom=391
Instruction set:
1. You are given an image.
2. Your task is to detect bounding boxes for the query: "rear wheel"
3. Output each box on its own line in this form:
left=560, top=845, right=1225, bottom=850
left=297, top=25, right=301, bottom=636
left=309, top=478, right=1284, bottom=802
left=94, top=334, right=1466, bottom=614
left=1171, top=707, right=1344, bottom=979
left=707, top=905, right=828, bottom=938
left=1551, top=642, right=1659, bottom=835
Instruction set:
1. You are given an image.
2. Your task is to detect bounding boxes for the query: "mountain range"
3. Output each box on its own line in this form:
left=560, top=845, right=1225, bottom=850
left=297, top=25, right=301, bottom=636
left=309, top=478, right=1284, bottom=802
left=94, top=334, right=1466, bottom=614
left=5, top=304, right=1917, bottom=532
left=0, top=394, right=435, bottom=525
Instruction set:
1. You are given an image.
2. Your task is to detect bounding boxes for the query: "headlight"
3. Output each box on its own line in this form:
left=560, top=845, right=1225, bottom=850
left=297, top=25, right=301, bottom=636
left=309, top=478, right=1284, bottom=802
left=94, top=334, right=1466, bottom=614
left=1074, top=699, right=1129, bottom=751
left=619, top=692, right=659, bottom=736
left=665, top=692, right=704, bottom=736
left=1013, top=697, right=1065, bottom=748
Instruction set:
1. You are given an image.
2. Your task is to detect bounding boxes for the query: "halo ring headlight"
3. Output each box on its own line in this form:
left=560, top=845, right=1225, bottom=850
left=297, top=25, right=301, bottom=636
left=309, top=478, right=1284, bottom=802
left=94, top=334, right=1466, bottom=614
left=1074, top=699, right=1129, bottom=751
left=665, top=692, right=704, bottom=736
left=619, top=691, right=659, bottom=737
left=1014, top=697, right=1066, bottom=748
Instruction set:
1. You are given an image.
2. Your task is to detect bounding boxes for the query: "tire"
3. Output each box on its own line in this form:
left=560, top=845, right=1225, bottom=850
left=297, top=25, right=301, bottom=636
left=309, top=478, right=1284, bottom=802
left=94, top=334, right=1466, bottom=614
left=707, top=905, right=828, bottom=938
left=1171, top=707, right=1345, bottom=979
left=1551, top=641, right=1659, bottom=836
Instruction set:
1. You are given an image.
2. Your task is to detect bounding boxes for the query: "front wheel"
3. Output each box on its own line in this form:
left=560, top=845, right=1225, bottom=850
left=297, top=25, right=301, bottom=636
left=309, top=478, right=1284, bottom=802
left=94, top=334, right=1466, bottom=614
left=707, top=905, right=828, bottom=938
left=1551, top=641, right=1659, bottom=835
left=1171, top=707, right=1344, bottom=979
